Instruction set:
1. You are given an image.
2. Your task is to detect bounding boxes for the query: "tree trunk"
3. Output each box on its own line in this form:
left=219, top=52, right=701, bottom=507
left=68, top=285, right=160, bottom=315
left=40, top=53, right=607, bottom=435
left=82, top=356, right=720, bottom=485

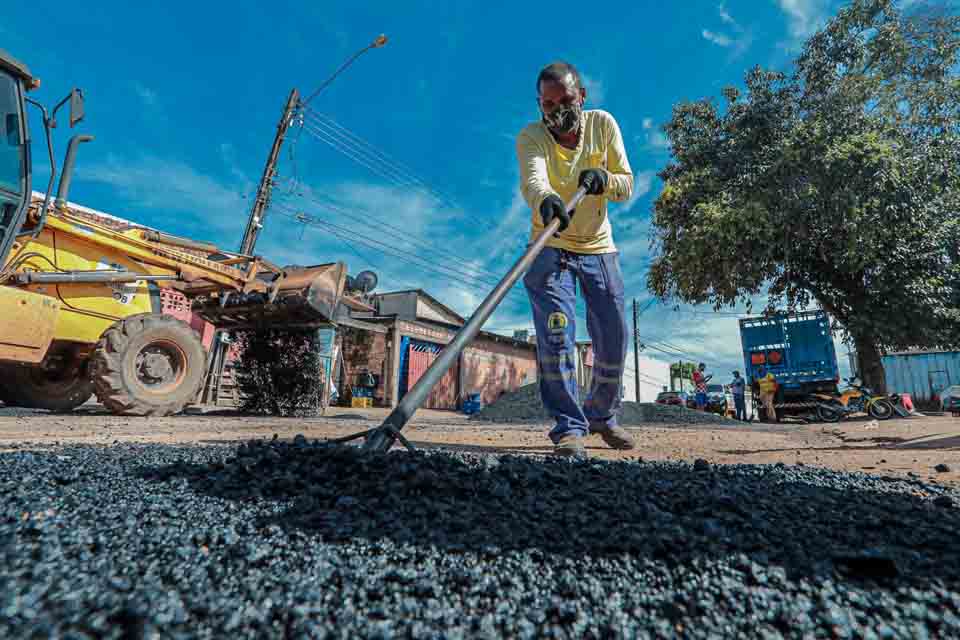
left=853, top=336, right=887, bottom=394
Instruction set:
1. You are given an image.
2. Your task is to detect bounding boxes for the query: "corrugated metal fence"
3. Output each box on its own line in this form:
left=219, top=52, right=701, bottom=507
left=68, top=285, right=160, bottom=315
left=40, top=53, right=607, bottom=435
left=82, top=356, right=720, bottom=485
left=881, top=351, right=960, bottom=403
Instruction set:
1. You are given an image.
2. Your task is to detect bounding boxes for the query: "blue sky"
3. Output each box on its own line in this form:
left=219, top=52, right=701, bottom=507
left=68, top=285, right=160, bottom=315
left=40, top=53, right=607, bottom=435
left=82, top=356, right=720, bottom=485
left=4, top=0, right=882, bottom=383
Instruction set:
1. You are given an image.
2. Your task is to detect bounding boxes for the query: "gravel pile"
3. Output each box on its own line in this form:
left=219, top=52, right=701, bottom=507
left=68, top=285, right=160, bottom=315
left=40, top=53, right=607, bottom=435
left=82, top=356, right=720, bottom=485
left=2, top=438, right=959, bottom=638
left=473, top=383, right=740, bottom=426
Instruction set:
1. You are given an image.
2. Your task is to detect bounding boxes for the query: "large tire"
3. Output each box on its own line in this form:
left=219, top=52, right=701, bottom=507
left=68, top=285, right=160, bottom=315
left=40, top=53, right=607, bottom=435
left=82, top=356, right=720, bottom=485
left=868, top=399, right=895, bottom=420
left=0, top=350, right=94, bottom=412
left=0, top=370, right=20, bottom=406
left=91, top=314, right=207, bottom=416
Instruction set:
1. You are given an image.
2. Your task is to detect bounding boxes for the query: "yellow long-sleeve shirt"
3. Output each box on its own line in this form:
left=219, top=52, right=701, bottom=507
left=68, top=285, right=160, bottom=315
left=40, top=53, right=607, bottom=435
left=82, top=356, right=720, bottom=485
left=516, top=109, right=633, bottom=254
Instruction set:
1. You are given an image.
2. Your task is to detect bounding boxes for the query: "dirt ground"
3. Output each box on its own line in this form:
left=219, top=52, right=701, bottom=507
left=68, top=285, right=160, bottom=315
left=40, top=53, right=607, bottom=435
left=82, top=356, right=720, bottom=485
left=1, top=403, right=958, bottom=487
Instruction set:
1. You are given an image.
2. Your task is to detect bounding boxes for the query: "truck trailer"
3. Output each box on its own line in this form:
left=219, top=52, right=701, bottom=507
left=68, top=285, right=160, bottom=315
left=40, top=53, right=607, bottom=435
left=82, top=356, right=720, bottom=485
left=738, top=310, right=840, bottom=420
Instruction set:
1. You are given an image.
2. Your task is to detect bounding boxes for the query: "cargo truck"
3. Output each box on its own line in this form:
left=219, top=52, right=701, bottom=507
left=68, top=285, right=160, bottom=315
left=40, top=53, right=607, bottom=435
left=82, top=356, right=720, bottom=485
left=738, top=310, right=840, bottom=421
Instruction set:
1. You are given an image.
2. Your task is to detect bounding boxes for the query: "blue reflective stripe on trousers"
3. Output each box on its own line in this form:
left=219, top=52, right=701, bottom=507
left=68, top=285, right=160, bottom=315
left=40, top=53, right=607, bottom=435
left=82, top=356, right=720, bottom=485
left=523, top=247, right=627, bottom=444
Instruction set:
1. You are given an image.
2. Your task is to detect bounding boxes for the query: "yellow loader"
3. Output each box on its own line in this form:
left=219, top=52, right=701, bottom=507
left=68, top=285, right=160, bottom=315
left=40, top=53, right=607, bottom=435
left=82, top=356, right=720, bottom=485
left=0, top=49, right=356, bottom=415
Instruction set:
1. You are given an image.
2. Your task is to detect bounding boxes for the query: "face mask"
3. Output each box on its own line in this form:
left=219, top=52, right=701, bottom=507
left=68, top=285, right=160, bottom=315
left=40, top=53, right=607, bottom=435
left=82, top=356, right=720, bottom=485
left=542, top=101, right=582, bottom=136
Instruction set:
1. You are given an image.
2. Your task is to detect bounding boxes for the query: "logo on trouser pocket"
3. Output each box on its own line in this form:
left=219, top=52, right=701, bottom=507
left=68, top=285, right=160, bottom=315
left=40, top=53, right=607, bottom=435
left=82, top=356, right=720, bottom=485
left=547, top=312, right=568, bottom=332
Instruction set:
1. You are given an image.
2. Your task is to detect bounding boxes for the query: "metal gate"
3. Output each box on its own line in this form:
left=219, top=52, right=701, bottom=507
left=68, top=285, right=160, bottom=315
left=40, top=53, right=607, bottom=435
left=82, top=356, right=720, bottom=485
left=400, top=338, right=458, bottom=410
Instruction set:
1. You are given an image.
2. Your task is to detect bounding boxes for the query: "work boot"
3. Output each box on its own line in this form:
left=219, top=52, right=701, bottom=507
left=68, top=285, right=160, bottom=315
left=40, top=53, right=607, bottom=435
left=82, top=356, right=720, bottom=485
left=592, top=425, right=636, bottom=450
left=554, top=434, right=587, bottom=459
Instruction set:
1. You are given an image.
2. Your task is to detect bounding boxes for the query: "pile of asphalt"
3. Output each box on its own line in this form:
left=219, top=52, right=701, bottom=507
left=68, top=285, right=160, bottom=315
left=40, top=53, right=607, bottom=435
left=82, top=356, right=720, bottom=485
left=1, top=438, right=958, bottom=637
left=472, top=383, right=739, bottom=426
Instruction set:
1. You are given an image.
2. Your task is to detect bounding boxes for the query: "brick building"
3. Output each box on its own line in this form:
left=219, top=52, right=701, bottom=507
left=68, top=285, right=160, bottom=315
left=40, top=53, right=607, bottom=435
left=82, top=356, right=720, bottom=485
left=337, top=289, right=538, bottom=410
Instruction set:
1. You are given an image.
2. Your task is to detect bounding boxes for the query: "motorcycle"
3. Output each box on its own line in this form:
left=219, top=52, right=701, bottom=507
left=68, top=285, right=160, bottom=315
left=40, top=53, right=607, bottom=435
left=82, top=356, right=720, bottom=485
left=812, top=377, right=896, bottom=423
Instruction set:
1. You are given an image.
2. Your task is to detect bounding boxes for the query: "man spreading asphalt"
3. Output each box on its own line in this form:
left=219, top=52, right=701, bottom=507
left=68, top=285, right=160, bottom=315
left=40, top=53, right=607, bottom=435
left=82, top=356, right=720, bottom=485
left=517, top=61, right=635, bottom=458
left=730, top=370, right=747, bottom=421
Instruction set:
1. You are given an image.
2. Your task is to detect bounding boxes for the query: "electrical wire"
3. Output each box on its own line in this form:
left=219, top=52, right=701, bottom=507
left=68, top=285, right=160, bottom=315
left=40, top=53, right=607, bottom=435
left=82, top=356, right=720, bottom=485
left=274, top=183, right=507, bottom=283
left=270, top=202, right=532, bottom=306
left=296, top=116, right=497, bottom=232
left=301, top=108, right=462, bottom=210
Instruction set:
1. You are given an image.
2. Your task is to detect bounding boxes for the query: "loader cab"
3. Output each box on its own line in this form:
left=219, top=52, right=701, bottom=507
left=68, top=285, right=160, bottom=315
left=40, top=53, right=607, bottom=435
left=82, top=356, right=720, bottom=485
left=0, top=49, right=33, bottom=266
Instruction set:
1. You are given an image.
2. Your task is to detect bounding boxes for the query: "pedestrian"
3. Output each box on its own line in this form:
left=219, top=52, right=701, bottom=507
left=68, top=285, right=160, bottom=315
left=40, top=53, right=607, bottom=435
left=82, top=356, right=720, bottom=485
left=517, top=61, right=636, bottom=458
left=730, top=370, right=747, bottom=421
left=691, top=363, right=712, bottom=411
left=757, top=366, right=778, bottom=423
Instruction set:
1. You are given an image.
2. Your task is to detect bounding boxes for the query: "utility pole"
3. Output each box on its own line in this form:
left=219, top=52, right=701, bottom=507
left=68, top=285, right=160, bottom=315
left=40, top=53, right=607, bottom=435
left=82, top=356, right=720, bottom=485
left=198, top=35, right=388, bottom=407
left=201, top=89, right=300, bottom=405
left=239, top=88, right=300, bottom=256
left=632, top=298, right=641, bottom=403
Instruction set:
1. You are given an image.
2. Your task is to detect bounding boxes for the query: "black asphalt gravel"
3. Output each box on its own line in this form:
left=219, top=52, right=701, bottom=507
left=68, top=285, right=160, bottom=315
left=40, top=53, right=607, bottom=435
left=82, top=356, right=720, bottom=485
left=2, top=437, right=959, bottom=639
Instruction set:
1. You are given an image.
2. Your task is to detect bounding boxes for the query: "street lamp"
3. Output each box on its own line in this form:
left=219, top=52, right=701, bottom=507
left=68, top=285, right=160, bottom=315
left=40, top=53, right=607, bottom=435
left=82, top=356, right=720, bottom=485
left=301, top=34, right=389, bottom=107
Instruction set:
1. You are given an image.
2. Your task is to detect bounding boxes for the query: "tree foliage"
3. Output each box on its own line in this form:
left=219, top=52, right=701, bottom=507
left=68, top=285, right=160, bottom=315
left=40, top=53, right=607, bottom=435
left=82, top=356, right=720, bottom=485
left=234, top=329, right=324, bottom=417
left=649, top=0, right=960, bottom=390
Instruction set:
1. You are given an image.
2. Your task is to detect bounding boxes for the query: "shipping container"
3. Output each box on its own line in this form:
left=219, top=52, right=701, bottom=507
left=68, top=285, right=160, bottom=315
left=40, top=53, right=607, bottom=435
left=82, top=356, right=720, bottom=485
left=881, top=351, right=960, bottom=404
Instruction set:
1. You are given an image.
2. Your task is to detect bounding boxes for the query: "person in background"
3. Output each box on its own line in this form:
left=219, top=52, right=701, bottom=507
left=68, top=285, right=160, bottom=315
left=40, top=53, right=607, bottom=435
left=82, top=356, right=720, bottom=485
left=691, top=363, right=712, bottom=411
left=757, top=366, right=778, bottom=423
left=730, top=370, right=747, bottom=421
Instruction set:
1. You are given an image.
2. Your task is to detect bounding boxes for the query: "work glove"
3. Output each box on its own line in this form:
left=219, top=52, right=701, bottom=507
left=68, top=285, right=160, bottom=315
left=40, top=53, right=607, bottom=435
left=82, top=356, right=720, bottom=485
left=539, top=194, right=571, bottom=233
left=578, top=168, right=608, bottom=196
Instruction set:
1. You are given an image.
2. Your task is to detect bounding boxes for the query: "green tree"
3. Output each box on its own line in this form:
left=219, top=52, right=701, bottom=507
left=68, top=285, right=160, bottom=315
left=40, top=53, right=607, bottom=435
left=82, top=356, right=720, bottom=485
left=649, top=0, right=960, bottom=391
left=234, top=328, right=324, bottom=417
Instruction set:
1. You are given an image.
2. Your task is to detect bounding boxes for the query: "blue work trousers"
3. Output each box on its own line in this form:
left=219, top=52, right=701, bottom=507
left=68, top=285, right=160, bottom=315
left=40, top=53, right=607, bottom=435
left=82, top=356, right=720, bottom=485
left=523, top=247, right=627, bottom=444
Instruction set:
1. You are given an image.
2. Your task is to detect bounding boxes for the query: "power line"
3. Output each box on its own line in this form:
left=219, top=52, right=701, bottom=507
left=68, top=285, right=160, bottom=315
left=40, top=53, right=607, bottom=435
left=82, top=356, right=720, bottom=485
left=296, top=115, right=497, bottom=232
left=269, top=202, right=531, bottom=307
left=301, top=108, right=462, bottom=210
left=274, top=183, right=507, bottom=283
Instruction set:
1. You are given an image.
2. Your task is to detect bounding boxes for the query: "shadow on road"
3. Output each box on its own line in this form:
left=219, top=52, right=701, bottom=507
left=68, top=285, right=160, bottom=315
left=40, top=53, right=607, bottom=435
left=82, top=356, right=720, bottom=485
left=140, top=440, right=960, bottom=589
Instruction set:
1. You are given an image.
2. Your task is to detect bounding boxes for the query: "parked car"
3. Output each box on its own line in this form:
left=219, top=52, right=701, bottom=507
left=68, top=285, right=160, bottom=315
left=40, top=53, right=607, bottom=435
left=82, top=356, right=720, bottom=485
left=678, top=385, right=728, bottom=414
left=656, top=391, right=689, bottom=406
left=942, top=385, right=960, bottom=416
left=705, top=384, right=729, bottom=415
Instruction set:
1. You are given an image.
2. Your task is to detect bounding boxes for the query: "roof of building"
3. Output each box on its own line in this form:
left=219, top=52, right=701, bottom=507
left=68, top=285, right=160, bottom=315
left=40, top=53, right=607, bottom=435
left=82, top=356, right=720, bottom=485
left=376, top=288, right=466, bottom=325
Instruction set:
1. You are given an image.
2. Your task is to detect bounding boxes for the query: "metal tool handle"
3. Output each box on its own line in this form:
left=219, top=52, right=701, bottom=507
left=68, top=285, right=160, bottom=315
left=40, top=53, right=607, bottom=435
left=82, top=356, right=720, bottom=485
left=363, top=187, right=587, bottom=453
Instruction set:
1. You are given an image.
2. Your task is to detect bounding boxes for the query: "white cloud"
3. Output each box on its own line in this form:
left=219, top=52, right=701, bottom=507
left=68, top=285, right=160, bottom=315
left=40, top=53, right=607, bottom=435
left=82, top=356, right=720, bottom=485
left=77, top=153, right=248, bottom=237
left=776, top=0, right=827, bottom=44
left=718, top=3, right=736, bottom=25
left=619, top=170, right=656, bottom=216
left=648, top=131, right=670, bottom=149
left=637, top=118, right=670, bottom=151
left=133, top=83, right=158, bottom=107
left=581, top=73, right=606, bottom=106
left=702, top=29, right=734, bottom=47
left=702, top=5, right=753, bottom=58
left=219, top=143, right=252, bottom=188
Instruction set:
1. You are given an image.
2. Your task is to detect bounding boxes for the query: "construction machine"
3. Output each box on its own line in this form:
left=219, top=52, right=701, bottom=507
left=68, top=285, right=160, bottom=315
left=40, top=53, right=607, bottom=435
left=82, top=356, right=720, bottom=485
left=0, top=49, right=358, bottom=415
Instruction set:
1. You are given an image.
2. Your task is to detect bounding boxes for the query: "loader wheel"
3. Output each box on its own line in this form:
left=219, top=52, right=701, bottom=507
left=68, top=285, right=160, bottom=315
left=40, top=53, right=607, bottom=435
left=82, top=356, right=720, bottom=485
left=0, top=370, right=19, bottom=406
left=91, top=314, right=207, bottom=416
left=0, top=352, right=94, bottom=412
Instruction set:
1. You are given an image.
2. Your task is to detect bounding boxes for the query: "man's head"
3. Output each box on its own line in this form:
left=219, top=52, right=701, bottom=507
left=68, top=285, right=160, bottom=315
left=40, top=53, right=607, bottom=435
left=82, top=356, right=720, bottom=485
left=733, top=370, right=741, bottom=378
left=698, top=362, right=706, bottom=371
left=537, top=61, right=586, bottom=136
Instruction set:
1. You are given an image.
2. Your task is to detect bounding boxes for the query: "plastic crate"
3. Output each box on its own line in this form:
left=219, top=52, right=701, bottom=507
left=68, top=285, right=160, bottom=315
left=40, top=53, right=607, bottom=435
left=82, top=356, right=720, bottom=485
left=462, top=400, right=482, bottom=415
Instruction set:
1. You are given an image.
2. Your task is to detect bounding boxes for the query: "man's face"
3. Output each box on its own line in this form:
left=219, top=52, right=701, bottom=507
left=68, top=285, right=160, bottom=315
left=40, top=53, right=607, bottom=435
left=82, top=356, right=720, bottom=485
left=538, top=73, right=585, bottom=135
left=699, top=364, right=705, bottom=372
